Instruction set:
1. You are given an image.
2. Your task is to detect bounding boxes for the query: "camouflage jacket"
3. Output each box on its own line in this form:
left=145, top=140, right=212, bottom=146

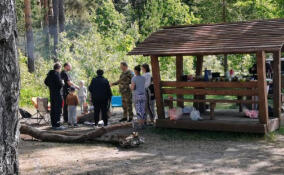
left=113, top=70, right=133, bottom=94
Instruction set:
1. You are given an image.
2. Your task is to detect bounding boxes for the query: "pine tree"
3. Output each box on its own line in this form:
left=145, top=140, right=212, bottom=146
left=24, top=0, right=35, bottom=72
left=0, top=0, right=21, bottom=174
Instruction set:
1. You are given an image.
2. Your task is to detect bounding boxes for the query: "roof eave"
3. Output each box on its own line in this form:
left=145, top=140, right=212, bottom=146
left=128, top=47, right=282, bottom=57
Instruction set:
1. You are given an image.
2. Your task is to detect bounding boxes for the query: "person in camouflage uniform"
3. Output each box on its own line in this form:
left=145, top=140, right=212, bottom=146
left=111, top=62, right=134, bottom=122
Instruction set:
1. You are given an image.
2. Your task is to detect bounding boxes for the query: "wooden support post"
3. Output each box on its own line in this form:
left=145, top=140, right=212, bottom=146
left=194, top=55, right=205, bottom=112
left=273, top=50, right=281, bottom=119
left=151, top=55, right=165, bottom=119
left=176, top=55, right=184, bottom=107
left=257, top=51, right=269, bottom=125
left=237, top=96, right=243, bottom=112
left=209, top=102, right=216, bottom=120
left=196, top=55, right=203, bottom=77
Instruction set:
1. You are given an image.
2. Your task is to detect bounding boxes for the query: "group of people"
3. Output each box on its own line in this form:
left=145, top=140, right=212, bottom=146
left=44, top=61, right=155, bottom=130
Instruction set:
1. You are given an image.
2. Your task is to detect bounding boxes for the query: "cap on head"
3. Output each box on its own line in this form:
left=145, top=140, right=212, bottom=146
left=97, top=69, right=104, bottom=76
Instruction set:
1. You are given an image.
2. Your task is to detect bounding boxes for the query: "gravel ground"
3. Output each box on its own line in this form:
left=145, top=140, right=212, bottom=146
left=19, top=109, right=284, bottom=175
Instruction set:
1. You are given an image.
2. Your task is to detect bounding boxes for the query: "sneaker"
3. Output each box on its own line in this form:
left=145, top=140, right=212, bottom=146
left=52, top=126, right=66, bottom=130
left=147, top=121, right=154, bottom=126
left=119, top=118, right=127, bottom=122
left=128, top=118, right=133, bottom=122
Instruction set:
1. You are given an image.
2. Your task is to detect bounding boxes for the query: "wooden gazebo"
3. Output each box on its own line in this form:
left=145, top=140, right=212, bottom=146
left=128, top=19, right=284, bottom=133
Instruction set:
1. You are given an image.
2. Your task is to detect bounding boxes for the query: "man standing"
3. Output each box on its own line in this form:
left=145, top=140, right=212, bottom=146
left=89, top=70, right=112, bottom=126
left=111, top=62, right=134, bottom=122
left=44, top=63, right=65, bottom=130
left=61, top=63, right=79, bottom=123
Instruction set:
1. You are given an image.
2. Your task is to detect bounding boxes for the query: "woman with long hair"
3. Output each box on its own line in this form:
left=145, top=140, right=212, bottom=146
left=142, top=64, right=156, bottom=124
left=131, top=65, right=146, bottom=128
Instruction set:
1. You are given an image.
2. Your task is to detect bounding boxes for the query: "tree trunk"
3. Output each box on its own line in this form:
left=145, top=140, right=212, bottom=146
left=0, top=0, right=21, bottom=174
left=52, top=0, right=59, bottom=61
left=224, top=54, right=228, bottom=74
left=43, top=0, right=50, bottom=59
left=20, top=123, right=143, bottom=147
left=24, top=0, right=35, bottom=72
left=58, top=0, right=65, bottom=33
left=222, top=0, right=228, bottom=74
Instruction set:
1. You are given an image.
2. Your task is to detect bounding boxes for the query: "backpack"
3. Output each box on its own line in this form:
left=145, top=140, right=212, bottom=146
left=44, top=73, right=51, bottom=87
left=19, top=108, right=32, bottom=118
left=148, top=84, right=155, bottom=100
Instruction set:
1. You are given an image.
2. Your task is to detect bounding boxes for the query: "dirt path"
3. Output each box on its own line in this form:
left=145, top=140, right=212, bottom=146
left=19, top=110, right=284, bottom=175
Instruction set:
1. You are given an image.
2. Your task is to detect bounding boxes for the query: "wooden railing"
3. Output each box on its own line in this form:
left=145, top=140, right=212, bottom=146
left=161, top=81, right=258, bottom=88
left=161, top=81, right=258, bottom=96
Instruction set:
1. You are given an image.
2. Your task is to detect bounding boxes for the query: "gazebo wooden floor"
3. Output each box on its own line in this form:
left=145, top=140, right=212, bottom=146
left=156, top=110, right=280, bottom=134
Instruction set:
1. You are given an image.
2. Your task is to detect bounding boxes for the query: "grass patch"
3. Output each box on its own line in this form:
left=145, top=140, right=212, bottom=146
left=144, top=127, right=264, bottom=141
left=265, top=127, right=284, bottom=141
left=274, top=127, right=284, bottom=135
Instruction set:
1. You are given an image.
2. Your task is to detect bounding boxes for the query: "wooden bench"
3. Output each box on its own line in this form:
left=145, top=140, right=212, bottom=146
left=164, top=98, right=258, bottom=120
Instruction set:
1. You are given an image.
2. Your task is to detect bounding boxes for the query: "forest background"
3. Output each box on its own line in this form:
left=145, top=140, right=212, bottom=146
left=16, top=0, right=284, bottom=106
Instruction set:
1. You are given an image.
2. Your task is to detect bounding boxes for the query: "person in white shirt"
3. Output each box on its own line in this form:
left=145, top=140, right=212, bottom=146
left=142, top=64, right=156, bottom=124
left=78, top=80, right=87, bottom=114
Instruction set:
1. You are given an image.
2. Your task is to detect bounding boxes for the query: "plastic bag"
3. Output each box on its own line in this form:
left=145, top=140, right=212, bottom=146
left=190, top=109, right=202, bottom=121
left=169, top=108, right=183, bottom=120
left=182, top=106, right=194, bottom=114
left=244, top=110, right=258, bottom=119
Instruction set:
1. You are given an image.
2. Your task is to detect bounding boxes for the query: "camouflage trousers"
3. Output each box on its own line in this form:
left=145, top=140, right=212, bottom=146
left=122, top=92, right=134, bottom=119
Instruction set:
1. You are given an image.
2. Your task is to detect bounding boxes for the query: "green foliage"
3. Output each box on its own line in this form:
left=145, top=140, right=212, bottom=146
left=276, top=127, right=284, bottom=135
left=228, top=54, right=255, bottom=76
left=94, top=0, right=126, bottom=38
left=191, top=0, right=279, bottom=23
left=19, top=52, right=50, bottom=107
left=138, top=0, right=198, bottom=41
left=16, top=0, right=284, bottom=106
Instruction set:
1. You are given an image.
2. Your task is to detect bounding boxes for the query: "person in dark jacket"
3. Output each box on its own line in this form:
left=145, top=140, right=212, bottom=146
left=61, top=63, right=79, bottom=123
left=44, top=63, right=65, bottom=130
left=89, top=69, right=112, bottom=126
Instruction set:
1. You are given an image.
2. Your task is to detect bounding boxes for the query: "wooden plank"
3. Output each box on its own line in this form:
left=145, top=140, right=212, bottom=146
left=273, top=50, right=281, bottom=119
left=256, top=51, right=269, bottom=125
left=176, top=55, right=184, bottom=107
left=169, top=98, right=258, bottom=104
left=151, top=55, right=165, bottom=119
left=156, top=119, right=267, bottom=134
left=162, top=88, right=258, bottom=96
left=161, top=81, right=258, bottom=88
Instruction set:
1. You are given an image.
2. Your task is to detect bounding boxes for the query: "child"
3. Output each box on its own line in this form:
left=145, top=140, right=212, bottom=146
left=78, top=80, right=87, bottom=114
left=66, top=87, right=79, bottom=127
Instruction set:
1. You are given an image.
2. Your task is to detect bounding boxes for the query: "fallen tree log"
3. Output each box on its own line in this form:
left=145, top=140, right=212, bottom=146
left=77, top=112, right=94, bottom=124
left=20, top=123, right=143, bottom=147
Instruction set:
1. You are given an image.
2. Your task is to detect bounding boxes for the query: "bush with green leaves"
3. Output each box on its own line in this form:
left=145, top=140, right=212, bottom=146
left=19, top=52, right=50, bottom=106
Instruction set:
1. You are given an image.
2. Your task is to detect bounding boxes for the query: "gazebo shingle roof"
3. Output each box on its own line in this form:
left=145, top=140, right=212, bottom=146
left=128, top=19, right=284, bottom=56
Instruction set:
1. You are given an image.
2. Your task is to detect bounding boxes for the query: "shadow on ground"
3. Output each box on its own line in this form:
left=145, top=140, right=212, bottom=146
left=19, top=109, right=284, bottom=175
